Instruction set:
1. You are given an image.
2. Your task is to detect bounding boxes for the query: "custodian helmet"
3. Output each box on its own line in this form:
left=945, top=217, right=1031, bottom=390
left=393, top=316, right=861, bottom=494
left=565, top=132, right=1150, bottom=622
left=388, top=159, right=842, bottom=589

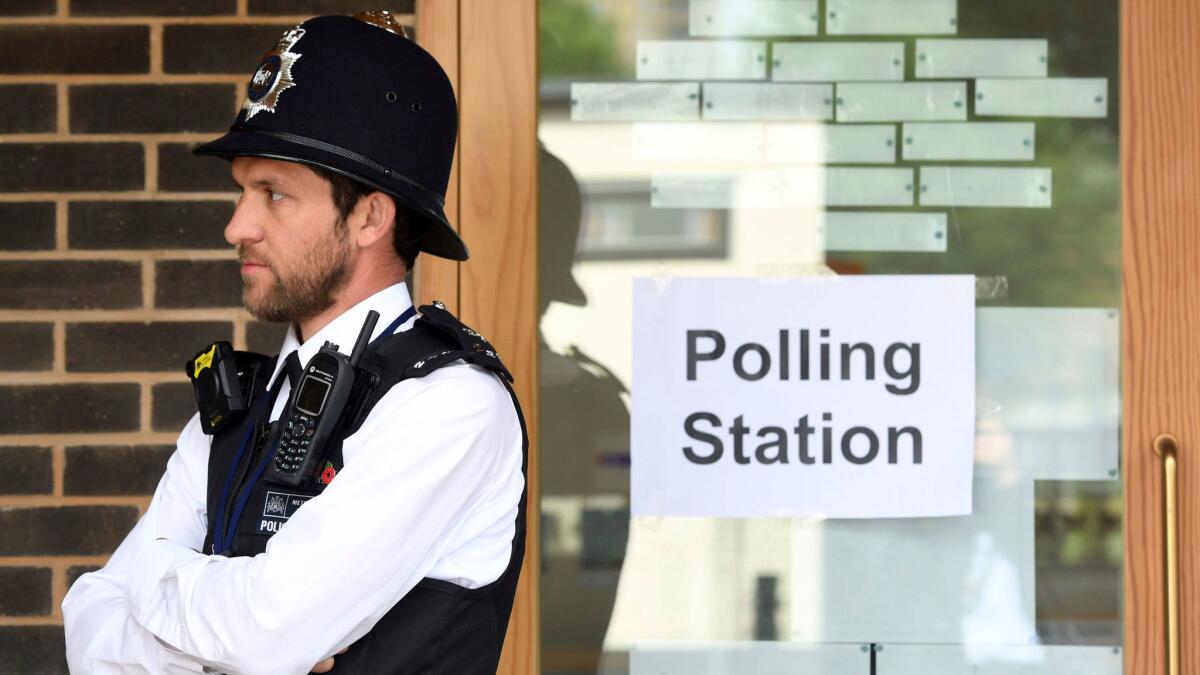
left=194, top=12, right=466, bottom=260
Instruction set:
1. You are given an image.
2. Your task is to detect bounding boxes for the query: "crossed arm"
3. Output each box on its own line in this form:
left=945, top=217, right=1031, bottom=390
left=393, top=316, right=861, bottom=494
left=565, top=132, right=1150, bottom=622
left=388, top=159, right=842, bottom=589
left=63, top=366, right=523, bottom=675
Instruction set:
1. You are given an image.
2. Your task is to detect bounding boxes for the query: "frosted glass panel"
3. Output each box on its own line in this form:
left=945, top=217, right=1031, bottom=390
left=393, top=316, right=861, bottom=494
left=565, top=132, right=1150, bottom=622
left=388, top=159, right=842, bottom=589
left=882, top=645, right=1122, bottom=675
left=651, top=171, right=781, bottom=209
left=976, top=308, right=1120, bottom=481
left=703, top=83, right=832, bottom=120
left=782, top=167, right=913, bottom=206
left=916, top=39, right=1049, bottom=78
left=689, top=0, right=818, bottom=37
left=631, top=643, right=866, bottom=674
left=772, top=42, right=904, bottom=82
left=571, top=83, right=700, bottom=122
left=765, top=123, right=896, bottom=163
left=792, top=478, right=1036, bottom=644
left=920, top=167, right=1052, bottom=208
left=637, top=40, right=767, bottom=80
left=837, top=82, right=967, bottom=122
left=903, top=122, right=1036, bottom=161
left=822, top=212, right=947, bottom=252
left=826, top=0, right=958, bottom=35
left=976, top=78, right=1109, bottom=118
left=632, top=122, right=764, bottom=162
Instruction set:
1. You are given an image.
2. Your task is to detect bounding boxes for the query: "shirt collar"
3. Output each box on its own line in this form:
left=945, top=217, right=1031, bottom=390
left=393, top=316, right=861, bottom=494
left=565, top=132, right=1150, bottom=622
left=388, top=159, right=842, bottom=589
left=268, top=282, right=415, bottom=386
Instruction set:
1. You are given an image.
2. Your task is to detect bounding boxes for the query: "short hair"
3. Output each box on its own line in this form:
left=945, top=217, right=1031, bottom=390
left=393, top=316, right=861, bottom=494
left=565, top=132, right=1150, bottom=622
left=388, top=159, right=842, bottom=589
left=311, top=165, right=425, bottom=270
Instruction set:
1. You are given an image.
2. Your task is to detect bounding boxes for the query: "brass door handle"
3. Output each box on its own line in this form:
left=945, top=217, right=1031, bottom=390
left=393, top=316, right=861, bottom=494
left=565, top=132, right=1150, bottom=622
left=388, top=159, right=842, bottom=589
left=1154, top=434, right=1180, bottom=675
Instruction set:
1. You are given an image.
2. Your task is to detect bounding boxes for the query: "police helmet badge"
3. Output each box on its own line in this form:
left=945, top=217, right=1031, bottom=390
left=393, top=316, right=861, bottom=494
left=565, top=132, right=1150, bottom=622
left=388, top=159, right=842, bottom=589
left=242, top=26, right=305, bottom=120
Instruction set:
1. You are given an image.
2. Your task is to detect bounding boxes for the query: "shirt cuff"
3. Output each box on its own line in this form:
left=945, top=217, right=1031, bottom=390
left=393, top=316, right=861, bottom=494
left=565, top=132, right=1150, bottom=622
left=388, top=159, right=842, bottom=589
left=126, top=538, right=206, bottom=634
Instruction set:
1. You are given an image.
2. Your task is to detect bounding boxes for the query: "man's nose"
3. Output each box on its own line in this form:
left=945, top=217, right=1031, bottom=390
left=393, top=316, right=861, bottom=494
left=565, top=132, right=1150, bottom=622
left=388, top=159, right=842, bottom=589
left=224, top=198, right=263, bottom=246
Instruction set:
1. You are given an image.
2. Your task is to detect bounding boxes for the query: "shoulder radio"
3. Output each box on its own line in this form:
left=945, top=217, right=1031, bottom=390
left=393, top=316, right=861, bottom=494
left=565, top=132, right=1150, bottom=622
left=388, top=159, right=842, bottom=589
left=266, top=310, right=380, bottom=487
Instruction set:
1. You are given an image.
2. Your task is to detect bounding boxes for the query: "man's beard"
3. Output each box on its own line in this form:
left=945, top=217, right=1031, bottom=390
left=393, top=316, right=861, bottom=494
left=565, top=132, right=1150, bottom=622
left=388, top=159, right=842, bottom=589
left=238, top=222, right=353, bottom=324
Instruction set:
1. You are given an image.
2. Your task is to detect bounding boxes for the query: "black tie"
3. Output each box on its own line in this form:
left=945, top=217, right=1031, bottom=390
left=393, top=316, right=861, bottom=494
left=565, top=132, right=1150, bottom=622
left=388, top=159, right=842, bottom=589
left=283, top=350, right=303, bottom=390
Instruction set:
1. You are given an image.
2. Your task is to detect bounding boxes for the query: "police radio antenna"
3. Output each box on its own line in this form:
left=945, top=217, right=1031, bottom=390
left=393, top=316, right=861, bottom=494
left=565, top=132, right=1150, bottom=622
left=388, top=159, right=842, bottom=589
left=349, top=310, right=379, bottom=368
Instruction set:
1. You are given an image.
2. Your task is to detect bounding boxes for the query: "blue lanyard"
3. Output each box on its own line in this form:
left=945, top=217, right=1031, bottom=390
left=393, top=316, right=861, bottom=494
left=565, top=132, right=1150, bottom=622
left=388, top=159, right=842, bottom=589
left=374, top=305, right=416, bottom=342
left=212, top=306, right=416, bottom=555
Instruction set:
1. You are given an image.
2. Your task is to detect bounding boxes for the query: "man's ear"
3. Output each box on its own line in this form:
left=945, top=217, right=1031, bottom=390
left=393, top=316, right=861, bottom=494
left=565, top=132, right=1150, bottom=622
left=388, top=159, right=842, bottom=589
left=354, top=191, right=396, bottom=249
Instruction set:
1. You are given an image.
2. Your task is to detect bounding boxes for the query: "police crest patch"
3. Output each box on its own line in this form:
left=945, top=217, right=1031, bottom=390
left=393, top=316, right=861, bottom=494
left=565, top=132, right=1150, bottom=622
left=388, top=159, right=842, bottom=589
left=242, top=26, right=305, bottom=120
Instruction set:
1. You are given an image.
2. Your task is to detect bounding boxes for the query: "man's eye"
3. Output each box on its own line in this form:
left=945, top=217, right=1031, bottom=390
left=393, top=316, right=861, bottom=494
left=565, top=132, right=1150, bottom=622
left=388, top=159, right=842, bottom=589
left=269, top=190, right=285, bottom=202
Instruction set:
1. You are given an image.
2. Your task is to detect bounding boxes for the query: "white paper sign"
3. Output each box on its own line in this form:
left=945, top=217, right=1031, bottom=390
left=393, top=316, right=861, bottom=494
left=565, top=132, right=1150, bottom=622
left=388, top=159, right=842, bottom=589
left=632, top=276, right=976, bottom=518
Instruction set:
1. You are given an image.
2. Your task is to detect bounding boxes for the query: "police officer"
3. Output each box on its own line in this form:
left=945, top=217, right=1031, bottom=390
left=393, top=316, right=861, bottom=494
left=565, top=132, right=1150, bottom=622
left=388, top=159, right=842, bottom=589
left=62, top=12, right=527, bottom=674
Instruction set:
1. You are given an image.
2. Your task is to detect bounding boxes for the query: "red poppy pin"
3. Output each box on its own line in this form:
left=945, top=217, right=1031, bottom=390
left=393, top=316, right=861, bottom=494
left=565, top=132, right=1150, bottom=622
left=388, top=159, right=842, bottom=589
left=320, top=461, right=337, bottom=485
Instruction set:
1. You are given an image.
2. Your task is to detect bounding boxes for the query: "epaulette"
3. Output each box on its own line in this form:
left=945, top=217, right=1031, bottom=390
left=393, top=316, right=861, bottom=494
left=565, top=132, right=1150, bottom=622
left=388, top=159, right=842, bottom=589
left=370, top=301, right=514, bottom=384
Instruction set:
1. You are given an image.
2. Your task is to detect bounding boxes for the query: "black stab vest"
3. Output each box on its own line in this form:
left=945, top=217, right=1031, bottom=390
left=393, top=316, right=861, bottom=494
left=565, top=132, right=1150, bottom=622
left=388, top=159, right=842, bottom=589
left=199, top=305, right=527, bottom=674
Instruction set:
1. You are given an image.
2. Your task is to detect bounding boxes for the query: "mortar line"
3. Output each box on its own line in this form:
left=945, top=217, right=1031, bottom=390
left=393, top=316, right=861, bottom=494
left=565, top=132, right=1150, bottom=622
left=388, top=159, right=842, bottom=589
left=55, top=82, right=68, bottom=133
left=54, top=198, right=68, bottom=250
left=52, top=320, right=65, bottom=372
left=52, top=444, right=64, bottom=497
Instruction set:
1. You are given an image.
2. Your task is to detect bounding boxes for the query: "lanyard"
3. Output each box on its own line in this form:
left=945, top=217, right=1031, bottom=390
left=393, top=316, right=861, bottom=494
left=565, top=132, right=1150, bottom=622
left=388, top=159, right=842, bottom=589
left=212, top=306, right=416, bottom=555
left=374, top=305, right=416, bottom=342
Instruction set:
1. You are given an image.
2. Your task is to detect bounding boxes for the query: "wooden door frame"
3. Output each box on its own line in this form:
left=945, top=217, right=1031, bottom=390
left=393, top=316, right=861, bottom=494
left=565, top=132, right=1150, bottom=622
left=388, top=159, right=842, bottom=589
left=1122, top=0, right=1199, bottom=672
left=415, top=0, right=1200, bottom=671
left=415, top=1, right=540, bottom=673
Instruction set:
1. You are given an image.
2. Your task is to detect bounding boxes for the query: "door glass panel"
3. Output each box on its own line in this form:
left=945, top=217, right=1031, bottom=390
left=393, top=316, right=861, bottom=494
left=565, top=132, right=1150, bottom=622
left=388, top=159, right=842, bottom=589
left=537, top=1, right=1120, bottom=672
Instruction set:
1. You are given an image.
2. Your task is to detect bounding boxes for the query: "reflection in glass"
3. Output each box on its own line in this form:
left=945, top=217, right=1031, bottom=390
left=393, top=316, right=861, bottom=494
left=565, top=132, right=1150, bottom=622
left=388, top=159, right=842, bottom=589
left=822, top=212, right=947, bottom=252
left=975, top=77, right=1110, bottom=118
left=920, top=166, right=1052, bottom=208
left=771, top=42, right=904, bottom=82
left=571, top=83, right=700, bottom=122
left=826, top=0, right=958, bottom=36
left=636, top=40, right=766, bottom=81
left=702, top=83, right=832, bottom=121
left=902, top=122, right=1036, bottom=161
left=835, top=81, right=968, bottom=122
left=915, top=38, right=1049, bottom=78
left=688, top=0, right=818, bottom=38
left=539, top=0, right=1121, bottom=672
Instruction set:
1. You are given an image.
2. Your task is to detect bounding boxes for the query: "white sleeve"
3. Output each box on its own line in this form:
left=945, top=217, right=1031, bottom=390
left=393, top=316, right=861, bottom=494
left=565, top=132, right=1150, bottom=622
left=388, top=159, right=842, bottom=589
left=62, top=414, right=212, bottom=675
left=122, top=365, right=523, bottom=675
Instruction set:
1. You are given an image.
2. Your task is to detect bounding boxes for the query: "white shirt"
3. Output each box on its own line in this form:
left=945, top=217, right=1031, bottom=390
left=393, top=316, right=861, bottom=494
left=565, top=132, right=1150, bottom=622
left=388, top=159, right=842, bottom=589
left=62, top=283, right=525, bottom=675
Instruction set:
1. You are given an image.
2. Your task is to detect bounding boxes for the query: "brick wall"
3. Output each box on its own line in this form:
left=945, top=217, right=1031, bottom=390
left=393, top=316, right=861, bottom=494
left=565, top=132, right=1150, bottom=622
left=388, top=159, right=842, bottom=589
left=0, top=1, right=414, bottom=671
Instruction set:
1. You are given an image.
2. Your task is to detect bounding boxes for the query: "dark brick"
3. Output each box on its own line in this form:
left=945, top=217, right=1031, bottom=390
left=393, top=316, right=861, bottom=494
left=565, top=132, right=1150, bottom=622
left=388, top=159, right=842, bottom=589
left=247, top=321, right=288, bottom=353
left=0, top=447, right=52, bottom=495
left=0, top=85, right=55, bottom=133
left=71, top=0, right=235, bottom=16
left=70, top=84, right=236, bottom=134
left=0, top=384, right=139, bottom=434
left=0, top=202, right=55, bottom=251
left=0, top=261, right=140, bottom=310
left=0, top=26, right=148, bottom=74
left=159, top=143, right=235, bottom=192
left=0, top=323, right=53, bottom=371
left=0, top=0, right=56, bottom=15
left=249, top=0, right=413, bottom=14
left=0, top=567, right=51, bottom=616
left=0, top=626, right=67, bottom=674
left=67, top=565, right=101, bottom=589
left=70, top=201, right=231, bottom=250
left=64, top=445, right=173, bottom=496
left=0, top=505, right=137, bottom=555
left=155, top=259, right=242, bottom=308
left=152, top=381, right=196, bottom=432
left=67, top=321, right=232, bottom=372
left=164, top=24, right=295, bottom=74
left=0, top=143, right=143, bottom=192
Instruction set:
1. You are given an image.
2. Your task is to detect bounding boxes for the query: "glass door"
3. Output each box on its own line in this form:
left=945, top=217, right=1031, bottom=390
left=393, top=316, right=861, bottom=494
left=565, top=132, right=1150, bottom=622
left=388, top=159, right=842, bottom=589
left=536, top=1, right=1123, bottom=672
